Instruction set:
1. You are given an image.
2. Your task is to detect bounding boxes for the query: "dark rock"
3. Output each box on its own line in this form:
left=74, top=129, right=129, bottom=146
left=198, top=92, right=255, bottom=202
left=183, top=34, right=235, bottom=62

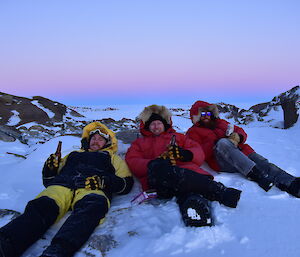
left=217, top=102, right=248, bottom=124
left=0, top=130, right=15, bottom=142
left=216, top=85, right=299, bottom=128
left=281, top=100, right=298, bottom=129
left=87, top=234, right=118, bottom=256
left=0, top=92, right=87, bottom=143
left=116, top=129, right=140, bottom=144
left=0, top=209, right=21, bottom=220
left=102, top=107, right=118, bottom=111
left=250, top=102, right=270, bottom=113
left=32, top=96, right=67, bottom=122
left=0, top=92, right=84, bottom=127
left=0, top=125, right=26, bottom=143
left=6, top=152, right=27, bottom=159
left=99, top=118, right=116, bottom=124
left=279, top=86, right=299, bottom=128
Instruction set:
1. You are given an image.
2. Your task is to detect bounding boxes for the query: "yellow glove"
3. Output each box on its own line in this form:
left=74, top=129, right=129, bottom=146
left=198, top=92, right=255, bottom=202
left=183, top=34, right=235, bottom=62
left=85, top=175, right=102, bottom=190
left=158, top=149, right=176, bottom=166
left=159, top=151, right=169, bottom=160
left=85, top=175, right=112, bottom=191
left=168, top=145, right=181, bottom=159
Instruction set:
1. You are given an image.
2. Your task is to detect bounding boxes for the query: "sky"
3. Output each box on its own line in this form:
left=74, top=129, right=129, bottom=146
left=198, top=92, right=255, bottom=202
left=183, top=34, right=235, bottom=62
left=0, top=0, right=299, bottom=106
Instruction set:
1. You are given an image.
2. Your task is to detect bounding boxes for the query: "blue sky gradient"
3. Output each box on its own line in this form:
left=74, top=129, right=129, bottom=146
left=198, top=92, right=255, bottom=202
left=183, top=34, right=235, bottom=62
left=0, top=0, right=299, bottom=106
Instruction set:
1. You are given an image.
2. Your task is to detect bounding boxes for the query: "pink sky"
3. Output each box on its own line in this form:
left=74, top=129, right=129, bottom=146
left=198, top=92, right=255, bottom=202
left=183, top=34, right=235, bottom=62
left=0, top=1, right=299, bottom=105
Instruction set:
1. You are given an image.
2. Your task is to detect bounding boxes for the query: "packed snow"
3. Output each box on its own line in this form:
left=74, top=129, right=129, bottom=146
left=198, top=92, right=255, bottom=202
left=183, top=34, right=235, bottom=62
left=7, top=110, right=21, bottom=126
left=0, top=105, right=299, bottom=257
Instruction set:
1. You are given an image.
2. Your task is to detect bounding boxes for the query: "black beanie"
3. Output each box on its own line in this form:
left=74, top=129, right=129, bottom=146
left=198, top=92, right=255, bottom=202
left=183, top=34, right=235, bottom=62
left=144, top=113, right=170, bottom=131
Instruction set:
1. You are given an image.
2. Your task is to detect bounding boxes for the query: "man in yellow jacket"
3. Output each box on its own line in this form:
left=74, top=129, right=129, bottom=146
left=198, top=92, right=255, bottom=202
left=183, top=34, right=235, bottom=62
left=0, top=122, right=133, bottom=257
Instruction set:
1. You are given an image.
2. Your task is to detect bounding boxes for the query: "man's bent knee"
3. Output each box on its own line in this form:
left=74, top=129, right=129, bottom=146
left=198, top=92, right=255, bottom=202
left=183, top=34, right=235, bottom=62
left=215, top=138, right=235, bottom=152
left=73, top=194, right=109, bottom=222
left=27, top=196, right=59, bottom=226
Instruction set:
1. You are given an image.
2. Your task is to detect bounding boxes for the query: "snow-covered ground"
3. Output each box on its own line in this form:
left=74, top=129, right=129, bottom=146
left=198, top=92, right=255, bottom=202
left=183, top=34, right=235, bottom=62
left=0, top=105, right=300, bottom=257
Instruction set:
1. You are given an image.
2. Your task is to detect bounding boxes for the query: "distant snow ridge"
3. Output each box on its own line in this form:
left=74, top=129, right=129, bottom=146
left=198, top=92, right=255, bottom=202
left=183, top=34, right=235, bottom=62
left=0, top=86, right=299, bottom=146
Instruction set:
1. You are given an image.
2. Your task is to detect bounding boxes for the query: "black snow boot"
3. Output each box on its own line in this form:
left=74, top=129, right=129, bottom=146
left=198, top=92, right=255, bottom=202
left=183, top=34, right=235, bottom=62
left=177, top=194, right=212, bottom=227
left=284, top=178, right=300, bottom=198
left=247, top=166, right=274, bottom=192
left=206, top=182, right=242, bottom=208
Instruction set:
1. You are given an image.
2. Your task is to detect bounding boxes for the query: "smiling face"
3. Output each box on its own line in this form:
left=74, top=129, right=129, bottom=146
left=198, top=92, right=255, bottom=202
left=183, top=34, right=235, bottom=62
left=149, top=120, right=165, bottom=136
left=89, top=133, right=107, bottom=151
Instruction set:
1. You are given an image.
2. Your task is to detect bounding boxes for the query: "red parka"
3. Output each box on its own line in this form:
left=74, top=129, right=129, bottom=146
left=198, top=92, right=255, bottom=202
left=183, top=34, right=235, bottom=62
left=125, top=120, right=212, bottom=191
left=186, top=101, right=254, bottom=171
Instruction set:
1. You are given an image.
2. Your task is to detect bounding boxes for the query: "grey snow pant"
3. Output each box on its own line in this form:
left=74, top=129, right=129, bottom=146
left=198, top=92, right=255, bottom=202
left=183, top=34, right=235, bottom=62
left=214, top=138, right=295, bottom=188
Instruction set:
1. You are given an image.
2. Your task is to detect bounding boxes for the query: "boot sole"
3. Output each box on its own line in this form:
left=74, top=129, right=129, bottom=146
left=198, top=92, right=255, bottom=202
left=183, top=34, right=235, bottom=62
left=181, top=198, right=212, bottom=227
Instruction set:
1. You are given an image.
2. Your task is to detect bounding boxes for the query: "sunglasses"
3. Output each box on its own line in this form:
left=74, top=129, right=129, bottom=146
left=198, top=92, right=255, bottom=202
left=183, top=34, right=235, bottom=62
left=200, top=111, right=212, bottom=117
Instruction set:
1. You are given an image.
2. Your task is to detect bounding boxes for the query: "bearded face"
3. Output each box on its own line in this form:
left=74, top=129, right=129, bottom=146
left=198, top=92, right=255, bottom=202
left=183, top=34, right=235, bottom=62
left=198, top=113, right=216, bottom=129
left=89, top=134, right=107, bottom=151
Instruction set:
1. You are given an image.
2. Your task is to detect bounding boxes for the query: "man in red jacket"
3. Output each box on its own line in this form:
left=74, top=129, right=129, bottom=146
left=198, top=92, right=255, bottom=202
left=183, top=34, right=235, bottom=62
left=125, top=105, right=241, bottom=227
left=187, top=100, right=300, bottom=197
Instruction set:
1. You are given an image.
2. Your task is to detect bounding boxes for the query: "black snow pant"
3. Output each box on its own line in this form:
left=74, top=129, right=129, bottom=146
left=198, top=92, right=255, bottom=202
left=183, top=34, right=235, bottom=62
left=248, top=152, right=295, bottom=189
left=147, top=158, right=241, bottom=208
left=0, top=196, right=59, bottom=257
left=41, top=193, right=108, bottom=257
left=0, top=193, right=108, bottom=257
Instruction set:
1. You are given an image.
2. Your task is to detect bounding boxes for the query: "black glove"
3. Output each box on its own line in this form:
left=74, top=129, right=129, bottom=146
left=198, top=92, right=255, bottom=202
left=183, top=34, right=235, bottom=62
left=147, top=158, right=171, bottom=171
left=168, top=145, right=193, bottom=162
left=102, top=172, right=127, bottom=194
left=147, top=158, right=185, bottom=198
left=43, top=154, right=60, bottom=179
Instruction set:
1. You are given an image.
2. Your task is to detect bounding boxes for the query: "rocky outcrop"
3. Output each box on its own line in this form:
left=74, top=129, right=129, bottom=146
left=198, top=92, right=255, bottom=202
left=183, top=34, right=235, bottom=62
left=281, top=100, right=298, bottom=129
left=0, top=209, right=21, bottom=220
left=278, top=86, right=299, bottom=128
left=116, top=129, right=140, bottom=144
left=0, top=125, right=27, bottom=143
left=0, top=92, right=87, bottom=144
left=215, top=85, right=299, bottom=128
left=0, top=86, right=299, bottom=144
left=0, top=92, right=84, bottom=127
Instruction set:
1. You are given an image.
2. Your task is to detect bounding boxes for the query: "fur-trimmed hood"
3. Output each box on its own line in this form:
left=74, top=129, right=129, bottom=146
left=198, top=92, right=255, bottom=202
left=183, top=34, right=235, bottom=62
left=189, top=101, right=220, bottom=124
left=138, top=105, right=172, bottom=124
left=81, top=121, right=118, bottom=153
left=138, top=105, right=174, bottom=136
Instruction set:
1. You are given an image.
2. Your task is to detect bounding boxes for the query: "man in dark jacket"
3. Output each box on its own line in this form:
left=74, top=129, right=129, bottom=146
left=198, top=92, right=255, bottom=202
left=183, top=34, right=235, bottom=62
left=0, top=122, right=133, bottom=257
left=126, top=105, right=241, bottom=228
left=187, top=100, right=300, bottom=197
